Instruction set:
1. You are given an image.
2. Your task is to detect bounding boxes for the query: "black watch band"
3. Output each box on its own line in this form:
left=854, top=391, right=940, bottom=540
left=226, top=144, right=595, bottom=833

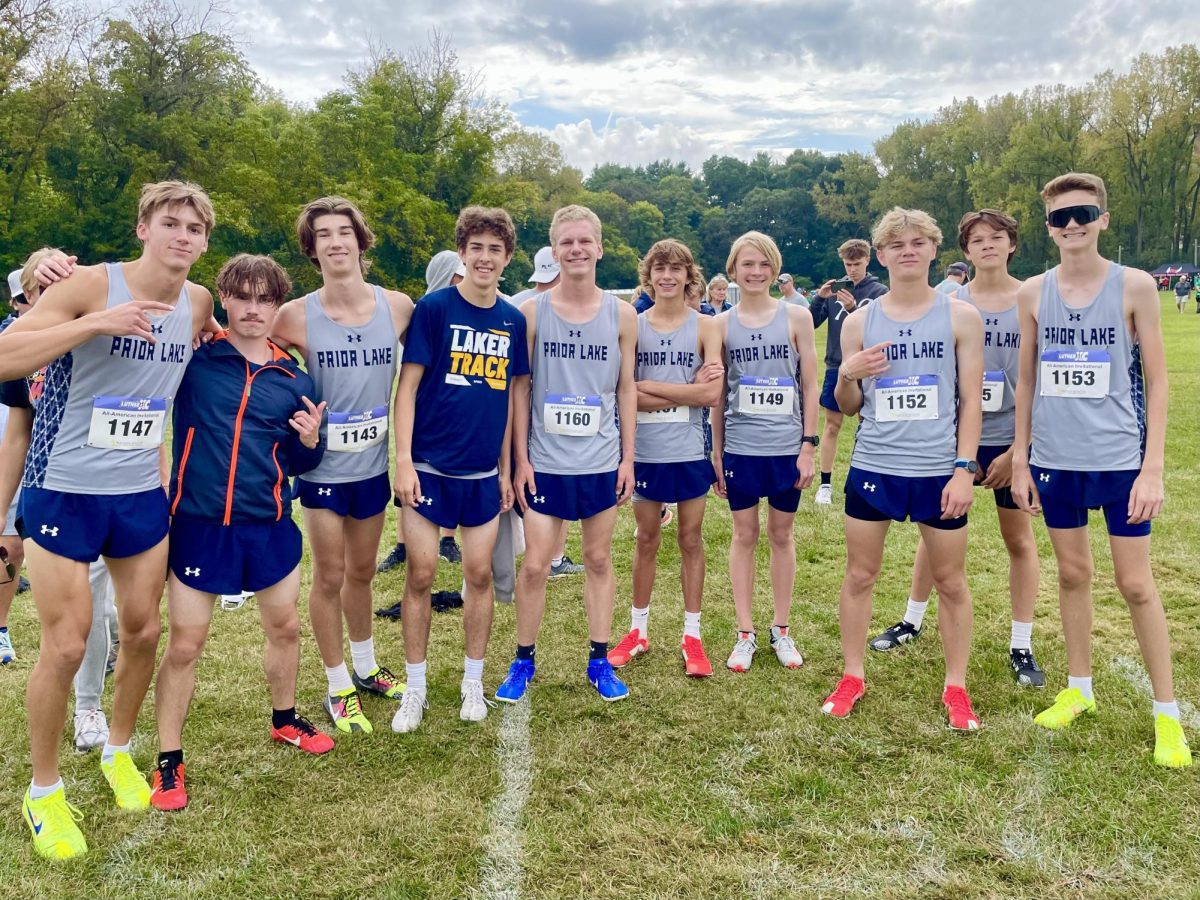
left=801, top=435, right=820, bottom=447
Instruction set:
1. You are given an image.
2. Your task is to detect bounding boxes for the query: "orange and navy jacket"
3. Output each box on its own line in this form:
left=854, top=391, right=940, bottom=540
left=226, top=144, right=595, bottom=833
left=168, top=334, right=323, bottom=525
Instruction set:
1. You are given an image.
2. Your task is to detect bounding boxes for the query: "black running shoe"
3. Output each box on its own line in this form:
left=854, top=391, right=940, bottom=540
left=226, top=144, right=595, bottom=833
left=439, top=536, right=462, bottom=564
left=377, top=544, right=407, bottom=573
left=869, top=620, right=921, bottom=652
left=1010, top=648, right=1045, bottom=687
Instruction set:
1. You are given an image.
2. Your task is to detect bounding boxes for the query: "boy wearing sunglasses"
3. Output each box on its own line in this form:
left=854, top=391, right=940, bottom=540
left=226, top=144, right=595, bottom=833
left=1010, top=173, right=1190, bottom=767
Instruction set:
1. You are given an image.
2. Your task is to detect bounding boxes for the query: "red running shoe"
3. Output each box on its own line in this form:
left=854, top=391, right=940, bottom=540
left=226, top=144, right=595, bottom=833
left=680, top=635, right=713, bottom=677
left=272, top=713, right=335, bottom=754
left=150, top=760, right=187, bottom=812
left=942, top=686, right=980, bottom=731
left=821, top=674, right=866, bottom=718
left=607, top=629, right=648, bottom=668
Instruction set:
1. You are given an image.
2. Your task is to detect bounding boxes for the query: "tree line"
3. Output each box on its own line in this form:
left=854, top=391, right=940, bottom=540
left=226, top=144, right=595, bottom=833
left=2, top=2, right=1198, bottom=304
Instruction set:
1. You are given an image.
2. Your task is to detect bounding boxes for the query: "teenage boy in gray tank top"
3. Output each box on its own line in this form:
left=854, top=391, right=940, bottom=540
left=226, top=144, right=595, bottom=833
left=608, top=240, right=723, bottom=679
left=825, top=207, right=985, bottom=733
left=870, top=210, right=1043, bottom=689
left=497, top=205, right=639, bottom=704
left=1011, top=173, right=1190, bottom=767
left=0, top=182, right=215, bottom=860
left=271, top=197, right=414, bottom=736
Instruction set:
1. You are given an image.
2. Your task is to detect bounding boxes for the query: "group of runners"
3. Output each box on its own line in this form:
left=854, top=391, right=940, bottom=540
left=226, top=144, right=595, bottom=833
left=0, top=169, right=1189, bottom=864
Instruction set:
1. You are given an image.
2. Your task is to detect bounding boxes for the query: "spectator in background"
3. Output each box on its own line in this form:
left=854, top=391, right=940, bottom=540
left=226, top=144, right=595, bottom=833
left=701, top=275, right=732, bottom=316
left=935, top=261, right=970, bottom=294
left=511, top=246, right=561, bottom=303
left=1174, top=275, right=1189, bottom=313
left=777, top=273, right=808, bottom=307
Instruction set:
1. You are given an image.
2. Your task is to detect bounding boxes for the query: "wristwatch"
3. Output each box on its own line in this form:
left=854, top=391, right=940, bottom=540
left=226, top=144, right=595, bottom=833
left=953, top=458, right=980, bottom=475
left=801, top=435, right=820, bottom=448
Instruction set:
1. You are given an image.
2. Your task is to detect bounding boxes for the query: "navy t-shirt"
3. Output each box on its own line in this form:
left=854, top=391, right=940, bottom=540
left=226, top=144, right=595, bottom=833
left=404, top=286, right=529, bottom=476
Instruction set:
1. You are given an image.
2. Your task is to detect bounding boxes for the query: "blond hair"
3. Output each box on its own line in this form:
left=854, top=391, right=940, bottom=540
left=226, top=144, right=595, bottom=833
left=550, top=204, right=602, bottom=244
left=707, top=275, right=729, bottom=292
left=837, top=238, right=871, bottom=260
left=726, top=231, right=782, bottom=281
left=296, top=196, right=375, bottom=274
left=871, top=207, right=943, bottom=249
left=20, top=247, right=67, bottom=298
left=138, top=181, right=215, bottom=236
left=638, top=239, right=705, bottom=303
left=1041, top=172, right=1107, bottom=212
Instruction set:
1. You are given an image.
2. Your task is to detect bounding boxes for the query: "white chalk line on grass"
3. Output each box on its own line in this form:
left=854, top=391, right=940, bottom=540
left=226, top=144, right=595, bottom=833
left=477, top=698, right=533, bottom=900
left=1110, top=655, right=1200, bottom=728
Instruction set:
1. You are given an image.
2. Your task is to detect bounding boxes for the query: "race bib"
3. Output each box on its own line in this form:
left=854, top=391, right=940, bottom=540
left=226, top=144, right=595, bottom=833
left=982, top=371, right=1006, bottom=413
left=328, top=406, right=388, bottom=453
left=636, top=405, right=689, bottom=425
left=544, top=394, right=601, bottom=437
left=87, top=396, right=167, bottom=450
left=1039, top=350, right=1110, bottom=399
left=738, top=376, right=794, bottom=416
left=876, top=374, right=938, bottom=422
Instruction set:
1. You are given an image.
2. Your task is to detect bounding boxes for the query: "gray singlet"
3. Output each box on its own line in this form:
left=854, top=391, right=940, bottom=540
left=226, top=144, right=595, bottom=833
left=634, top=309, right=704, bottom=463
left=722, top=301, right=802, bottom=456
left=24, top=262, right=193, bottom=494
left=301, top=286, right=398, bottom=484
left=958, top=285, right=1019, bottom=447
left=852, top=292, right=957, bottom=477
left=529, top=291, right=621, bottom=475
left=1030, top=263, right=1143, bottom=472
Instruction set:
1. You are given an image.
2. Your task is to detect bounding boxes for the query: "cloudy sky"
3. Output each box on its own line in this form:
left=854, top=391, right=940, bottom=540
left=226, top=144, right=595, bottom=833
left=154, top=0, right=1188, bottom=173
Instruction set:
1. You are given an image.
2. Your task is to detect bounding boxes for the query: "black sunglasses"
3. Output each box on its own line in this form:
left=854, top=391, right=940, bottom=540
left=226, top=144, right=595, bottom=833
left=0, top=546, right=13, bottom=585
left=1046, top=204, right=1103, bottom=229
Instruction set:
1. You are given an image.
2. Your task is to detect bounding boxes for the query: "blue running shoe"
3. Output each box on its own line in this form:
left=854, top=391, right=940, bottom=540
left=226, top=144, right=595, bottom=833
left=495, top=658, right=535, bottom=703
left=587, top=658, right=629, bottom=702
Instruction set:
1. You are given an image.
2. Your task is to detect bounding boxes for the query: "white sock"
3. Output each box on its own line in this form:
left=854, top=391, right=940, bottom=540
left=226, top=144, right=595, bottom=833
left=350, top=638, right=378, bottom=679
left=28, top=779, right=64, bottom=800
left=1010, top=620, right=1033, bottom=651
left=101, top=741, right=129, bottom=765
left=683, top=610, right=702, bottom=640
left=903, top=598, right=928, bottom=629
left=631, top=605, right=650, bottom=639
left=551, top=555, right=565, bottom=568
left=406, top=661, right=427, bottom=695
left=463, top=656, right=484, bottom=683
left=1068, top=675, right=1094, bottom=701
left=1153, top=699, right=1181, bottom=721
left=325, top=662, right=354, bottom=695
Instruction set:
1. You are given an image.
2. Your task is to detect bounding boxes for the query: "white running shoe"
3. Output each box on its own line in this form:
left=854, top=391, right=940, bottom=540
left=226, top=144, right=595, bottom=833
left=0, top=628, right=14, bottom=665
left=726, top=633, right=758, bottom=672
left=460, top=680, right=495, bottom=723
left=74, top=708, right=109, bottom=752
left=220, top=591, right=253, bottom=611
left=770, top=626, right=804, bottom=669
left=814, top=484, right=833, bottom=505
left=391, top=689, right=427, bottom=733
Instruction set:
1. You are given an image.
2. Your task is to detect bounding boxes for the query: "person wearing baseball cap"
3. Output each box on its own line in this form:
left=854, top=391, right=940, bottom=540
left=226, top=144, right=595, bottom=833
left=510, top=247, right=560, bottom=303
left=935, top=261, right=970, bottom=294
left=777, top=273, right=807, bottom=307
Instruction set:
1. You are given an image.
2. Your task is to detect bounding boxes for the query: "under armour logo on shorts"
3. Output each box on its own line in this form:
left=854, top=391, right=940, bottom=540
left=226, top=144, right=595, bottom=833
left=1068, top=313, right=1082, bottom=321
left=636, top=481, right=647, bottom=489
left=724, top=470, right=733, bottom=478
left=420, top=496, right=433, bottom=505
left=898, top=329, right=912, bottom=337
left=40, top=524, right=59, bottom=536
left=750, top=333, right=763, bottom=342
left=318, top=488, right=332, bottom=496
left=568, top=329, right=582, bottom=338
left=862, top=482, right=877, bottom=492
left=1039, top=473, right=1051, bottom=482
left=184, top=567, right=201, bottom=576
left=347, top=333, right=363, bottom=343
left=532, top=495, right=546, bottom=504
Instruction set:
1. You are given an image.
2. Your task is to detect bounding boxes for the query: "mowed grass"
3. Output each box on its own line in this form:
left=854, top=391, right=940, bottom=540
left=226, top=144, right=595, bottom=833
left=1, top=294, right=1199, bottom=899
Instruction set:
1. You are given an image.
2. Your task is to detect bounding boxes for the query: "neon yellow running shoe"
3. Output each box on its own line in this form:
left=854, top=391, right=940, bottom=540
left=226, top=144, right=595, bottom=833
left=1034, top=687, right=1097, bottom=730
left=352, top=665, right=406, bottom=700
left=23, top=787, right=87, bottom=860
left=100, top=752, right=151, bottom=810
left=323, top=688, right=373, bottom=734
left=1154, top=714, right=1193, bottom=768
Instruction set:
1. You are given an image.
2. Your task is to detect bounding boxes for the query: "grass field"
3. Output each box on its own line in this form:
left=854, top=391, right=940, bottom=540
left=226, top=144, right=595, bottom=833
left=1, top=295, right=1198, bottom=899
